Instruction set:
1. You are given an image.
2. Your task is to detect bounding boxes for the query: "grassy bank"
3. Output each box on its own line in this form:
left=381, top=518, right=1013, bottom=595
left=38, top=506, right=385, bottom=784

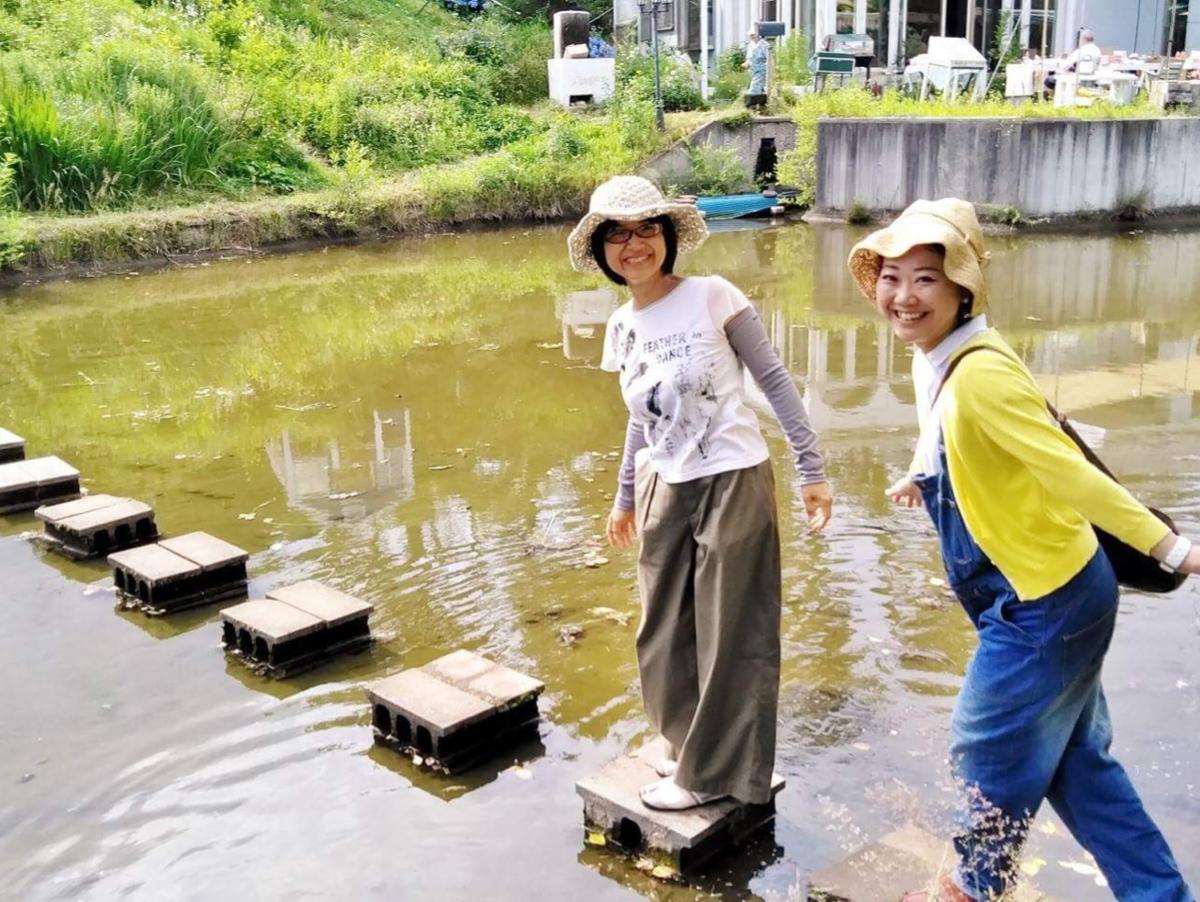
left=0, top=0, right=558, bottom=214
left=2, top=108, right=701, bottom=280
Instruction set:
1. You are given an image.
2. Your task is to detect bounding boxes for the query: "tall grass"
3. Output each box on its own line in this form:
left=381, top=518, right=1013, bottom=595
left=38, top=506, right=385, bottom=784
left=0, top=0, right=555, bottom=215
left=0, top=49, right=243, bottom=212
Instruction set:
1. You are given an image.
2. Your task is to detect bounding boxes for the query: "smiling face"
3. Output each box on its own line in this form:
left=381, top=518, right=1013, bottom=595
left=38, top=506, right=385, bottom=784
left=601, top=219, right=669, bottom=289
left=874, top=245, right=966, bottom=353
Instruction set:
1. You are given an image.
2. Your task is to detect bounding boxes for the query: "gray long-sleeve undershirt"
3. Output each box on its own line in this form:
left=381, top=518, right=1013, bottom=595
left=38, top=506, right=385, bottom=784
left=614, top=306, right=826, bottom=511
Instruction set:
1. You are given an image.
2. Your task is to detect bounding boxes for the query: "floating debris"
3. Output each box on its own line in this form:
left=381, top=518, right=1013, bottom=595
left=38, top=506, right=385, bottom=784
left=428, top=465, right=454, bottom=472
left=1020, top=857, right=1047, bottom=876
left=588, top=606, right=631, bottom=627
left=558, top=624, right=585, bottom=646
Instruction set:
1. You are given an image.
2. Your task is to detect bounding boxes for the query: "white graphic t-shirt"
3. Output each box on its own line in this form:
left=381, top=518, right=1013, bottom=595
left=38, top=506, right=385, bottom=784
left=601, top=275, right=769, bottom=484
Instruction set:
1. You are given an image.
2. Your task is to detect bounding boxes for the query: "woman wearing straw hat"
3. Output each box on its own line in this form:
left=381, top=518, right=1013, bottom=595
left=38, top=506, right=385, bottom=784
left=848, top=198, right=1196, bottom=901
left=568, top=175, right=834, bottom=811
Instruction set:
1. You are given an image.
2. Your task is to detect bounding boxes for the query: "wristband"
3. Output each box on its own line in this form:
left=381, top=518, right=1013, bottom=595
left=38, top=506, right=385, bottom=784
left=1159, top=535, right=1192, bottom=573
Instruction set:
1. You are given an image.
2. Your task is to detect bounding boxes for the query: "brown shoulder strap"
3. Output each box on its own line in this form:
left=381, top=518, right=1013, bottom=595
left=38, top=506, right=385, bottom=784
left=931, top=345, right=995, bottom=407
left=931, top=344, right=1121, bottom=483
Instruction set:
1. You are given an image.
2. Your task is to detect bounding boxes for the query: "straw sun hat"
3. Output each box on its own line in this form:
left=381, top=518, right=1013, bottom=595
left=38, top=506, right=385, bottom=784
left=846, top=198, right=991, bottom=315
left=568, top=176, right=708, bottom=274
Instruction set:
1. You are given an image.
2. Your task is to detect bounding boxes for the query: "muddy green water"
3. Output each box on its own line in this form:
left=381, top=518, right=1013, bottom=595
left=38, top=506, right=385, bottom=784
left=1, top=222, right=1198, bottom=901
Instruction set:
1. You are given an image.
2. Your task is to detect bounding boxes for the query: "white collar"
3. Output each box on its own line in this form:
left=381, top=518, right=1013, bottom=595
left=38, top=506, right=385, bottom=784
left=921, top=315, right=989, bottom=371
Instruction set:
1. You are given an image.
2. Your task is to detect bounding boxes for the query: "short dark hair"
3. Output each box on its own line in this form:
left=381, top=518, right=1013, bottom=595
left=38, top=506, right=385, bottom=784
left=590, top=215, right=678, bottom=286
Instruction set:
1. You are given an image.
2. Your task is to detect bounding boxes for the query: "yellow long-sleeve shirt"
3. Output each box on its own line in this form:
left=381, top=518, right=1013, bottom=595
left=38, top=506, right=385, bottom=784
left=929, top=330, right=1170, bottom=600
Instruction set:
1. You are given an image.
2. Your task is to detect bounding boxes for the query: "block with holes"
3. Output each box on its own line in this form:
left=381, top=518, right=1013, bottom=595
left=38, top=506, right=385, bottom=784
left=575, top=739, right=785, bottom=873
left=220, top=580, right=373, bottom=677
left=109, top=531, right=248, bottom=614
left=0, top=456, right=81, bottom=516
left=35, top=494, right=158, bottom=560
left=366, top=650, right=544, bottom=772
left=0, top=427, right=25, bottom=464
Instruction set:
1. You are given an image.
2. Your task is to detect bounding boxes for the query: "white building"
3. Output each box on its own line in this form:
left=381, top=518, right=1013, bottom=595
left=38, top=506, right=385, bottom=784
left=615, top=0, right=1195, bottom=75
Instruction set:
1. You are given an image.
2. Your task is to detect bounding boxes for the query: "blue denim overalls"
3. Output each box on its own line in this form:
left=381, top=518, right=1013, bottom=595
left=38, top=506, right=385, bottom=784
left=913, top=449, right=1192, bottom=902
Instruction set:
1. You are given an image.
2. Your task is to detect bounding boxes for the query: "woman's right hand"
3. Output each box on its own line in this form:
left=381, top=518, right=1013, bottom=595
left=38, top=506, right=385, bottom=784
left=607, top=505, right=637, bottom=548
left=886, top=476, right=924, bottom=509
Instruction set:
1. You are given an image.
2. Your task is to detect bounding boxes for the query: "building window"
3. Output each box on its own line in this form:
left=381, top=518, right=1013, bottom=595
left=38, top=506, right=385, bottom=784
left=652, top=0, right=674, bottom=32
left=1168, top=0, right=1190, bottom=56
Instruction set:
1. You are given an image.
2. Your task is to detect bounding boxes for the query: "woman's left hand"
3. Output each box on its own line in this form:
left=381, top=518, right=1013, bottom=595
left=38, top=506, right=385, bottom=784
left=802, top=481, right=834, bottom=533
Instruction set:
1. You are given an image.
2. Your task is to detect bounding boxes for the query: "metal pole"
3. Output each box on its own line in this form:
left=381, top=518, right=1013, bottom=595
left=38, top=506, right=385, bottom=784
left=652, top=6, right=665, bottom=130
left=940, top=0, right=947, bottom=36
left=701, top=0, right=710, bottom=99
left=1041, top=0, right=1049, bottom=57
left=1167, top=1, right=1178, bottom=57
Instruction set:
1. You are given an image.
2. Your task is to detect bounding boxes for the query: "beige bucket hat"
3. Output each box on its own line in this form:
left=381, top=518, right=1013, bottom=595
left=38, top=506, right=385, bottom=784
left=568, top=176, right=708, bottom=274
left=846, top=198, right=991, bottom=315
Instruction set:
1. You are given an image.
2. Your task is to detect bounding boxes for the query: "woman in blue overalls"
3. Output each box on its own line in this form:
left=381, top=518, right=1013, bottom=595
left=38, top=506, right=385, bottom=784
left=848, top=198, right=1198, bottom=901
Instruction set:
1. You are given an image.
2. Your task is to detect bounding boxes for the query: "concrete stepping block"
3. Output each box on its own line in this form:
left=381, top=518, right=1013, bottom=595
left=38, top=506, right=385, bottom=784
left=806, top=823, right=1057, bottom=901
left=221, top=580, right=374, bottom=677
left=367, top=650, right=544, bottom=772
left=266, top=579, right=373, bottom=628
left=0, top=427, right=25, bottom=464
left=0, top=456, right=81, bottom=515
left=109, top=531, right=249, bottom=614
left=576, top=741, right=785, bottom=873
left=35, top=494, right=158, bottom=560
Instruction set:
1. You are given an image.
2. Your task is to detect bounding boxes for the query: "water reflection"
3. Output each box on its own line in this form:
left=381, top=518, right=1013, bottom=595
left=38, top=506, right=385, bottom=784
left=0, top=223, right=1197, bottom=900
left=560, top=289, right=619, bottom=361
left=267, top=409, right=416, bottom=519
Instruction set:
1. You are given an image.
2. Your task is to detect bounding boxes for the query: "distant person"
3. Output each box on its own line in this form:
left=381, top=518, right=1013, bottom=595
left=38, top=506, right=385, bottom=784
left=745, top=30, right=769, bottom=95
left=1064, top=28, right=1102, bottom=73
left=568, top=175, right=833, bottom=811
left=1046, top=28, right=1101, bottom=93
left=849, top=198, right=1197, bottom=901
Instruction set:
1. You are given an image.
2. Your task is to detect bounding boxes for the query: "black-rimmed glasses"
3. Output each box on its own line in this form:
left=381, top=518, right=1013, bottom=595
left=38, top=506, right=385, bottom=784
left=603, top=221, right=664, bottom=244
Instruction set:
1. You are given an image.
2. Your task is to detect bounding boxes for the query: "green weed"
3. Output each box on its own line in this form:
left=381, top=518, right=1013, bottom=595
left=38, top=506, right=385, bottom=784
left=677, top=144, right=752, bottom=196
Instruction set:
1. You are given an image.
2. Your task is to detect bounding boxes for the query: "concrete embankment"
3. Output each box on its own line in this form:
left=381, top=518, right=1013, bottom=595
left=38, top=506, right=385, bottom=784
left=639, top=116, right=799, bottom=187
left=814, top=116, right=1200, bottom=221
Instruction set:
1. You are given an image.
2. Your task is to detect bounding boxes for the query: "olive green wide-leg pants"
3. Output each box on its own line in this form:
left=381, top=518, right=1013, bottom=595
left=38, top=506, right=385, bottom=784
left=634, top=459, right=782, bottom=805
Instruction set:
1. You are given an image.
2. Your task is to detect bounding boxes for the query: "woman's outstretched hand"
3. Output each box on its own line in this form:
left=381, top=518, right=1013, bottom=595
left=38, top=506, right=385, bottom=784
left=607, top=505, right=637, bottom=548
left=886, top=476, right=924, bottom=509
left=1150, top=532, right=1200, bottom=576
left=1178, top=546, right=1200, bottom=576
left=802, top=481, right=834, bottom=533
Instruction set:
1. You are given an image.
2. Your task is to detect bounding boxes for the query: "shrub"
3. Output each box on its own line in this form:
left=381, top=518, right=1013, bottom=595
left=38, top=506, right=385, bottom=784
left=677, top=144, right=751, bottom=195
left=436, top=17, right=551, bottom=105
left=712, top=47, right=747, bottom=102
left=616, top=38, right=706, bottom=112
left=846, top=199, right=871, bottom=224
left=775, top=30, right=811, bottom=87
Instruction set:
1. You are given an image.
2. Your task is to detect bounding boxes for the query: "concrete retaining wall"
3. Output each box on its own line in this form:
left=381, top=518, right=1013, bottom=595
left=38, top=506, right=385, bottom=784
left=640, top=117, right=798, bottom=187
left=815, top=117, right=1200, bottom=219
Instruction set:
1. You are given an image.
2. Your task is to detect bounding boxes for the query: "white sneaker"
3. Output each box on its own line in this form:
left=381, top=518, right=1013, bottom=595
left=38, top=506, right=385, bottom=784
left=639, top=777, right=725, bottom=811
